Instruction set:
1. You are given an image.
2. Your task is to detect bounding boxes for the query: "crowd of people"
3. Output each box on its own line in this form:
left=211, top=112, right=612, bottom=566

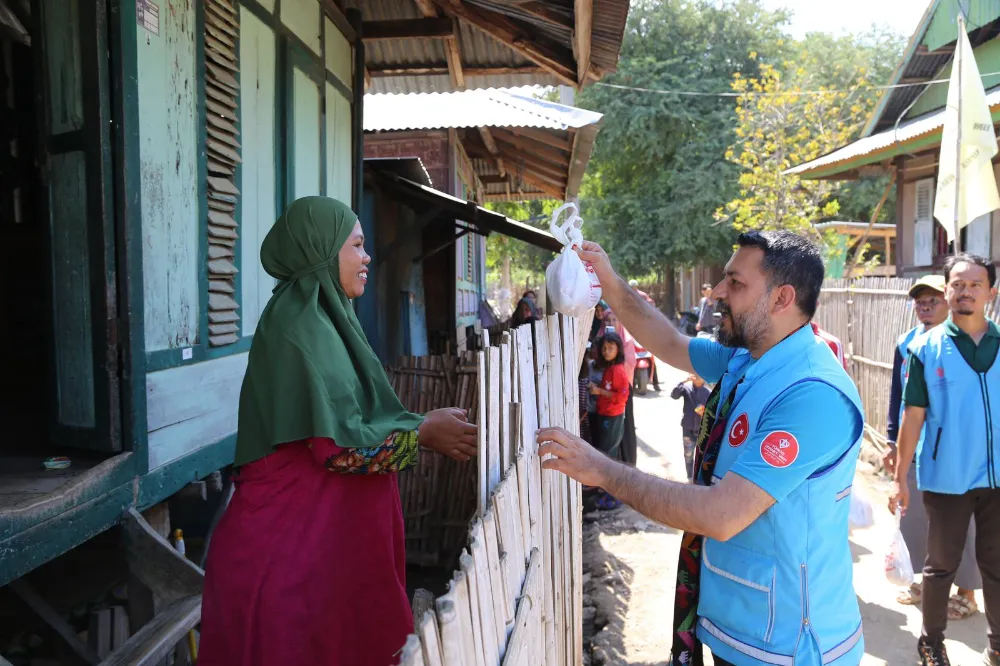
left=191, top=195, right=999, bottom=666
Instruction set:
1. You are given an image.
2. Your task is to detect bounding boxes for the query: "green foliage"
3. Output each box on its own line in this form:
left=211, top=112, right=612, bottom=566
left=576, top=0, right=792, bottom=277
left=572, top=0, right=906, bottom=278
left=484, top=199, right=561, bottom=289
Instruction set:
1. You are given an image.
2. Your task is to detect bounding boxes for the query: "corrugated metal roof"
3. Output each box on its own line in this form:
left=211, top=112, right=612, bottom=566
left=348, top=0, right=628, bottom=94
left=364, top=88, right=603, bottom=132
left=865, top=0, right=1000, bottom=135
left=789, top=87, right=1000, bottom=177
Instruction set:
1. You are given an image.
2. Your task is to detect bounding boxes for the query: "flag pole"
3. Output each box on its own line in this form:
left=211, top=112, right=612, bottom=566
left=953, top=14, right=965, bottom=256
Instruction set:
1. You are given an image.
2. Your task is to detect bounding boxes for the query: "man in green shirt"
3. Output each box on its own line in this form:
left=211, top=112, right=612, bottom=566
left=891, top=253, right=1000, bottom=666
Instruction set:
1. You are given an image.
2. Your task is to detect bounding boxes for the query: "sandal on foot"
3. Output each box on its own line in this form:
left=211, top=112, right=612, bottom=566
left=896, top=583, right=921, bottom=606
left=948, top=594, right=978, bottom=621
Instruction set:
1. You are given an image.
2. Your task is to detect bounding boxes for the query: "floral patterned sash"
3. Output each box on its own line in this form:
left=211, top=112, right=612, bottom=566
left=670, top=378, right=740, bottom=665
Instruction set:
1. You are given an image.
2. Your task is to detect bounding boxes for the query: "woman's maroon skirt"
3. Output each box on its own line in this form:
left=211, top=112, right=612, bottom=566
left=198, top=440, right=413, bottom=666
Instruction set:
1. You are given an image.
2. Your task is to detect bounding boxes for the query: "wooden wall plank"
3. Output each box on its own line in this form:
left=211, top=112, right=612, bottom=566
left=477, top=350, right=489, bottom=517
left=469, top=525, right=499, bottom=666
left=398, top=634, right=426, bottom=666
left=500, top=334, right=513, bottom=472
left=488, top=345, right=502, bottom=496
left=419, top=610, right=445, bottom=666
left=459, top=552, right=489, bottom=666
left=480, top=511, right=508, bottom=660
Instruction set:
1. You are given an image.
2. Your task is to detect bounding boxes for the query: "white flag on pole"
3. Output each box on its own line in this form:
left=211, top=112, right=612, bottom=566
left=934, top=21, right=1000, bottom=242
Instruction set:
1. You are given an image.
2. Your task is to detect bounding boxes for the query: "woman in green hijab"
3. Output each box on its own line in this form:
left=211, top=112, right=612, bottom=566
left=199, top=197, right=477, bottom=666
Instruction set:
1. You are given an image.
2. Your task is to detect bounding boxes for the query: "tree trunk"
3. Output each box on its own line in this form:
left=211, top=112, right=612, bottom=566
left=663, top=265, right=677, bottom=319
left=501, top=252, right=512, bottom=317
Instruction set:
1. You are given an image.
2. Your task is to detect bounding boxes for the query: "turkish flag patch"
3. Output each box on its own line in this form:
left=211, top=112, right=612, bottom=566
left=760, top=431, right=799, bottom=468
left=728, top=413, right=750, bottom=447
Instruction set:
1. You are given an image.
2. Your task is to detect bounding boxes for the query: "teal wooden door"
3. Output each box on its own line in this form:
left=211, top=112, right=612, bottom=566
left=36, top=0, right=121, bottom=451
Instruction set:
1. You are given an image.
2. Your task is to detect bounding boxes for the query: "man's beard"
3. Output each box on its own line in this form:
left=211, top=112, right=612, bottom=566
left=716, top=297, right=771, bottom=349
left=954, top=298, right=976, bottom=316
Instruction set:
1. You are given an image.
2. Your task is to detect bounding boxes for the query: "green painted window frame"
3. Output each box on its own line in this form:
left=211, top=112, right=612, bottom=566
left=145, top=0, right=358, bottom=372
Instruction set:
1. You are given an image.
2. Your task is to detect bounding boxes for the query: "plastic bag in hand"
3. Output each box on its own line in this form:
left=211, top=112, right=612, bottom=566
left=848, top=485, right=874, bottom=529
left=544, top=202, right=602, bottom=317
left=884, top=508, right=914, bottom=586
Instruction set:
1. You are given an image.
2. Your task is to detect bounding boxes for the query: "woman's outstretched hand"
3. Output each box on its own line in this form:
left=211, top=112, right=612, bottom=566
left=419, top=408, right=478, bottom=462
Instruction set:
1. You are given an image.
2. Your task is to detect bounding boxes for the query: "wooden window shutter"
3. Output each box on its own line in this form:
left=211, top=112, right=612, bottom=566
left=914, top=178, right=934, bottom=267
left=204, top=0, right=242, bottom=346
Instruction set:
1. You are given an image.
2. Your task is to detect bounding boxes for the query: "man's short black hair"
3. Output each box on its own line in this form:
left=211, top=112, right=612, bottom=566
left=736, top=230, right=825, bottom=318
left=944, top=253, right=996, bottom=286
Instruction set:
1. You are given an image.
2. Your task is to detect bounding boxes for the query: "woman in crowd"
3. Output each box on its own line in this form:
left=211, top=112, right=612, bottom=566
left=510, top=296, right=539, bottom=328
left=199, top=197, right=477, bottom=666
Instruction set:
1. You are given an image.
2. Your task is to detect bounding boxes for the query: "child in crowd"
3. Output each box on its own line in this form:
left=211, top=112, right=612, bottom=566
left=670, top=374, right=709, bottom=481
left=590, top=332, right=630, bottom=509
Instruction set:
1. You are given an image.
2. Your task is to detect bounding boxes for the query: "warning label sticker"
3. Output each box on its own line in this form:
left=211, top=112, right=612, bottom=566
left=760, top=431, right=799, bottom=468
left=728, top=413, right=749, bottom=447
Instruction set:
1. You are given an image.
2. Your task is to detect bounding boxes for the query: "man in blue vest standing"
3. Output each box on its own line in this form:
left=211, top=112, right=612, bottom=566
left=538, top=230, right=865, bottom=665
left=884, top=275, right=981, bottom=618
left=891, top=254, right=1000, bottom=666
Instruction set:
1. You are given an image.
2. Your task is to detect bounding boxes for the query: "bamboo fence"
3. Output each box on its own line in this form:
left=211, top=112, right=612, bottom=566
left=394, top=312, right=592, bottom=666
left=815, top=276, right=1000, bottom=450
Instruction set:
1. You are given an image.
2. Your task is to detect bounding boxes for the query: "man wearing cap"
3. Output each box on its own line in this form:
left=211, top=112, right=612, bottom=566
left=885, top=275, right=981, bottom=618
left=891, top=254, right=1000, bottom=666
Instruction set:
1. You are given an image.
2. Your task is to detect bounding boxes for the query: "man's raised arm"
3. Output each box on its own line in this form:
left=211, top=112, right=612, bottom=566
left=578, top=241, right=695, bottom=374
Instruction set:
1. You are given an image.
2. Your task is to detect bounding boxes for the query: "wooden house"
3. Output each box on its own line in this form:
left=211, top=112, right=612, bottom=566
left=790, top=0, right=1000, bottom=277
left=0, top=0, right=627, bottom=661
left=362, top=89, right=602, bottom=357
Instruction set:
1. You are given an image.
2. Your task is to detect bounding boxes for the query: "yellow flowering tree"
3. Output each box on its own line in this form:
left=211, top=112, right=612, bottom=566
left=717, top=57, right=876, bottom=241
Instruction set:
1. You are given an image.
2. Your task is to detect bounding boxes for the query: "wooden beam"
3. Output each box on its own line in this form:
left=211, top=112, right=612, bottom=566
left=518, top=171, right=565, bottom=199
left=516, top=1, right=572, bottom=27
left=492, top=130, right=572, bottom=166
left=432, top=0, right=577, bottom=86
left=319, top=0, right=357, bottom=42
left=481, top=174, right=509, bottom=184
left=368, top=64, right=545, bottom=78
left=508, top=126, right=572, bottom=152
left=478, top=127, right=507, bottom=177
left=500, top=149, right=569, bottom=186
left=446, top=22, right=466, bottom=89
left=362, top=18, right=454, bottom=41
left=574, top=0, right=593, bottom=85
left=412, top=0, right=439, bottom=17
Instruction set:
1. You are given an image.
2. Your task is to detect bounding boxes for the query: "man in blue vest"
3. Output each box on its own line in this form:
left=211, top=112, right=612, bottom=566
left=538, top=230, right=864, bottom=665
left=891, top=253, right=1000, bottom=666
left=884, top=275, right=981, bottom=618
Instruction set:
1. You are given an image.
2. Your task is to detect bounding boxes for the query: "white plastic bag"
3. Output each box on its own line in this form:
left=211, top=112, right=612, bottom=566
left=884, top=508, right=914, bottom=587
left=544, top=202, right=602, bottom=317
left=848, top=485, right=874, bottom=529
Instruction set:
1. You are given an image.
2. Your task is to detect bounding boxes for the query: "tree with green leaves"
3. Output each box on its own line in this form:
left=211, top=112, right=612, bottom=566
left=576, top=0, right=792, bottom=299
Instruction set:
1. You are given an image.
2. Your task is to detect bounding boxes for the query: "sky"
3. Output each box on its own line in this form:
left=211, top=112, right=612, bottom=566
left=758, top=0, right=930, bottom=39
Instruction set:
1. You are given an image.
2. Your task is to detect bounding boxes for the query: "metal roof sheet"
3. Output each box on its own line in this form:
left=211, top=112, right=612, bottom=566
left=789, top=87, right=1000, bottom=177
left=350, top=0, right=628, bottom=93
left=364, top=88, right=603, bottom=132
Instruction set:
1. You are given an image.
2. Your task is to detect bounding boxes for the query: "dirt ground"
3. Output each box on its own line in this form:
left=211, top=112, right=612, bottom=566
left=582, top=363, right=988, bottom=666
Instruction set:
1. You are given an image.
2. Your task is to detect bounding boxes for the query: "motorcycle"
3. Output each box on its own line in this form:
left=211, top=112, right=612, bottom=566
left=634, top=341, right=653, bottom=396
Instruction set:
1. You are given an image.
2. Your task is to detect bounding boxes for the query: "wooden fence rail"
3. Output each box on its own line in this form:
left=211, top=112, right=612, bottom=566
left=393, top=312, right=591, bottom=666
left=815, top=276, right=1000, bottom=449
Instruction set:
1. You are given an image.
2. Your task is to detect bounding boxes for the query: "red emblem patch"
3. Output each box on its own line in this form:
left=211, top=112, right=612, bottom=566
left=728, top=413, right=749, bottom=447
left=760, top=431, right=799, bottom=468
left=936, top=367, right=945, bottom=379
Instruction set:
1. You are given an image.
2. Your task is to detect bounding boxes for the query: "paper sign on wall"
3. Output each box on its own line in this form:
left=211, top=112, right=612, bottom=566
left=137, top=0, right=160, bottom=36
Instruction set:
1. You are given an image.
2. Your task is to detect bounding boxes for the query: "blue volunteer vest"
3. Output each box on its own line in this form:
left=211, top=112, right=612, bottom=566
left=696, top=326, right=865, bottom=666
left=910, top=325, right=1000, bottom=494
left=897, top=326, right=927, bottom=460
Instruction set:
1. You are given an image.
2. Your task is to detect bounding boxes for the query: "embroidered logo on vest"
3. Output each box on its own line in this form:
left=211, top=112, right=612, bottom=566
left=729, top=413, right=749, bottom=447
left=761, top=431, right=799, bottom=468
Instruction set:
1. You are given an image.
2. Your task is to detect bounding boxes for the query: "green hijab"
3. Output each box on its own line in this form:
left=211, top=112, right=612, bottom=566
left=234, top=196, right=423, bottom=466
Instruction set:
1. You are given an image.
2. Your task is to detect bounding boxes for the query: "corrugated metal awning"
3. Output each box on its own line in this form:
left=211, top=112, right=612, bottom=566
left=788, top=87, right=1000, bottom=179
left=372, top=171, right=562, bottom=251
left=364, top=88, right=602, bottom=132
